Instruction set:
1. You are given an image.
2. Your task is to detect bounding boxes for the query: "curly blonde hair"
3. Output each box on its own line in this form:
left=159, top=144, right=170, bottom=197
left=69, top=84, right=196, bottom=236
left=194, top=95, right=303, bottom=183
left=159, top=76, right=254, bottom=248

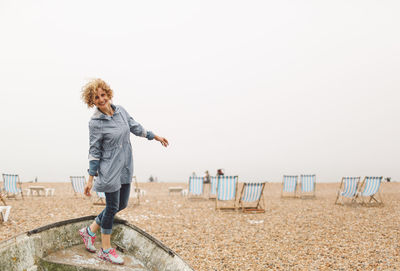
left=81, top=78, right=114, bottom=108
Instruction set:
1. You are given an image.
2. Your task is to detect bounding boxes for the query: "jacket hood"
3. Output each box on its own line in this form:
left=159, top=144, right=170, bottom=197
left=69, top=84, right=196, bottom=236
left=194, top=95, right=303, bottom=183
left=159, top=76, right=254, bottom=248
left=91, top=104, right=120, bottom=120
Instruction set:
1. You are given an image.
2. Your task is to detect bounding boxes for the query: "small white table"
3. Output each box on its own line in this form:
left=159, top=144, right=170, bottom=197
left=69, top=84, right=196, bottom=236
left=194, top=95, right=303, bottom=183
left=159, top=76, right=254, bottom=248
left=168, top=186, right=183, bottom=195
left=29, top=186, right=46, bottom=196
left=28, top=186, right=55, bottom=196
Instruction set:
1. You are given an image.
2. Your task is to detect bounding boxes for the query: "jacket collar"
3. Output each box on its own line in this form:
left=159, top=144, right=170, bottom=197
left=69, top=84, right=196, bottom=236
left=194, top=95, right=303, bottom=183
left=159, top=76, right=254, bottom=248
left=91, top=104, right=119, bottom=120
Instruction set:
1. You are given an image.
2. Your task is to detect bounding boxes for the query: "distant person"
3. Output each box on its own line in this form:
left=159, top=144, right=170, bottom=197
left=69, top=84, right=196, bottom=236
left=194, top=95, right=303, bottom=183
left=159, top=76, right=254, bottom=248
left=203, top=170, right=210, bottom=184
left=149, top=175, right=155, bottom=183
left=79, top=78, right=169, bottom=265
left=217, top=169, right=224, bottom=176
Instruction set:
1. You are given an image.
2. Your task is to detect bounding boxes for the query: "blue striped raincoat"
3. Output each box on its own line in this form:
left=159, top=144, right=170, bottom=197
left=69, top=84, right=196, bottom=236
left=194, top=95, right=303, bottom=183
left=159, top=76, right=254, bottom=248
left=88, top=104, right=154, bottom=193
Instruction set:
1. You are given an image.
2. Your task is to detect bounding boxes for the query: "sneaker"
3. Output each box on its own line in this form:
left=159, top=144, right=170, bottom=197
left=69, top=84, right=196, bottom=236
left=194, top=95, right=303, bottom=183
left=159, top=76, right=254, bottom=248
left=97, top=248, right=124, bottom=265
left=79, top=227, right=96, bottom=253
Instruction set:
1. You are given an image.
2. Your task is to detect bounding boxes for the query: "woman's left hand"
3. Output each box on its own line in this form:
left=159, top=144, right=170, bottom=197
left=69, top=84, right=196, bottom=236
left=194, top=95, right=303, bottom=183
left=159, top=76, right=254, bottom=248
left=154, top=135, right=169, bottom=147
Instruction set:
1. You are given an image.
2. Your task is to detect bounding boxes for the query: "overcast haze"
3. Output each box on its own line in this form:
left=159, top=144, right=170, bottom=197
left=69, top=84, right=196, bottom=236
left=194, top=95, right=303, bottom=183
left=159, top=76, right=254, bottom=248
left=0, top=1, right=399, bottom=183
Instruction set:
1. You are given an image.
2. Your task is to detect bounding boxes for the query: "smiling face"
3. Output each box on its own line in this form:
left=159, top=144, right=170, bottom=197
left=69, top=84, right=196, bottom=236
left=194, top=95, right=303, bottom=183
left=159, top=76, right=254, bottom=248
left=81, top=79, right=114, bottom=108
left=93, top=87, right=111, bottom=112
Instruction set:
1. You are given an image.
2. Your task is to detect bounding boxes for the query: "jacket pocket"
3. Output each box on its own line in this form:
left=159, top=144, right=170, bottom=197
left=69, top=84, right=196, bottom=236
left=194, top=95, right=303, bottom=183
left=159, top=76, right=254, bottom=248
left=99, top=149, right=113, bottom=178
left=99, top=159, right=112, bottom=179
left=102, top=149, right=112, bottom=159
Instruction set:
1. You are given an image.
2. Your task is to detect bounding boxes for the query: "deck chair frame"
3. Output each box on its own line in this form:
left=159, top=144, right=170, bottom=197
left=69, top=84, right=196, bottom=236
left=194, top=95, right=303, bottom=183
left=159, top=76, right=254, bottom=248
left=354, top=176, right=384, bottom=206
left=300, top=174, right=316, bottom=198
left=70, top=176, right=86, bottom=196
left=215, top=176, right=239, bottom=211
left=0, top=192, right=7, bottom=205
left=2, top=174, right=24, bottom=200
left=188, top=176, right=205, bottom=200
left=334, top=176, right=361, bottom=205
left=93, top=191, right=106, bottom=205
left=281, top=175, right=298, bottom=198
left=0, top=206, right=12, bottom=223
left=239, top=182, right=266, bottom=213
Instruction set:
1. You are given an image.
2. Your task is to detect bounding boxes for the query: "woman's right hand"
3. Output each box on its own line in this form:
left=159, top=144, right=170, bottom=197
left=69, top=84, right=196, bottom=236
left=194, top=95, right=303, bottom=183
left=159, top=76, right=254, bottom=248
left=84, top=176, right=94, bottom=197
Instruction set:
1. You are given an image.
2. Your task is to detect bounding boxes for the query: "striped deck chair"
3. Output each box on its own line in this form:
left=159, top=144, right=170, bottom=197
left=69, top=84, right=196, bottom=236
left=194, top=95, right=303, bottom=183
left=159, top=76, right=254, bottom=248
left=300, top=174, right=316, bottom=198
left=188, top=176, right=204, bottom=199
left=216, top=176, right=238, bottom=210
left=70, top=176, right=86, bottom=196
left=334, top=177, right=361, bottom=205
left=281, top=175, right=298, bottom=198
left=239, top=182, right=266, bottom=213
left=2, top=174, right=23, bottom=199
left=354, top=176, right=384, bottom=206
left=208, top=176, right=217, bottom=199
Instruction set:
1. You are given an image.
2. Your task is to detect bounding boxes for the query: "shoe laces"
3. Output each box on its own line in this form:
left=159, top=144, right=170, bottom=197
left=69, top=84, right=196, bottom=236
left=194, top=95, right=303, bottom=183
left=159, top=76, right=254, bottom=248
left=107, top=248, right=118, bottom=257
left=86, top=228, right=96, bottom=243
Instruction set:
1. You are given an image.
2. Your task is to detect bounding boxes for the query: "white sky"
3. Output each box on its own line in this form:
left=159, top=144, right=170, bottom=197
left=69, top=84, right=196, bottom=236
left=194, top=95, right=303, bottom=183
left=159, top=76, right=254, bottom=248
left=0, top=1, right=399, bottom=183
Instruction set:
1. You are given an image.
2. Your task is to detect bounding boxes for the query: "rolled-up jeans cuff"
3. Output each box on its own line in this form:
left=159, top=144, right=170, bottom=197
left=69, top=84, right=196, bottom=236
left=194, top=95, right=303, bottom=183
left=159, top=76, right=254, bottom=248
left=101, top=227, right=112, bottom=234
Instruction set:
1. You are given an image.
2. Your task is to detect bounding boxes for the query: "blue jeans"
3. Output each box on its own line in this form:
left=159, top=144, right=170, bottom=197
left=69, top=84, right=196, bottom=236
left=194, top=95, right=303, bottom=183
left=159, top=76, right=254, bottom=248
left=95, top=183, right=130, bottom=234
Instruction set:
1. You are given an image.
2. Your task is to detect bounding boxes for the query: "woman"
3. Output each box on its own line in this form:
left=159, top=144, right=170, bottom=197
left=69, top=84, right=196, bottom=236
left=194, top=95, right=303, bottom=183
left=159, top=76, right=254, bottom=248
left=79, top=79, right=168, bottom=265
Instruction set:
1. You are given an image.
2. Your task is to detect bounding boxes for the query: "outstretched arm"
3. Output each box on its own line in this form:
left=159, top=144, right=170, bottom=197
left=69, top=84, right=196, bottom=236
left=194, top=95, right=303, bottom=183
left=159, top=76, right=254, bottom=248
left=121, top=106, right=168, bottom=146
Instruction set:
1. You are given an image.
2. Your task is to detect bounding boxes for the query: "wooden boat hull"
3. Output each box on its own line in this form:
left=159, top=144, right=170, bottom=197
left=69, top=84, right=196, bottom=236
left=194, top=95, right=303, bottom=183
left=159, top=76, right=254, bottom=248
left=0, top=216, right=194, bottom=271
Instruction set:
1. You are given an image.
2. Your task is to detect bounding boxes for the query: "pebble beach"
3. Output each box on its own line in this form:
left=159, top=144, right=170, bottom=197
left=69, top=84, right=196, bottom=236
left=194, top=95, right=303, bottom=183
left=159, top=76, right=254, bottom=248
left=0, top=181, right=399, bottom=270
